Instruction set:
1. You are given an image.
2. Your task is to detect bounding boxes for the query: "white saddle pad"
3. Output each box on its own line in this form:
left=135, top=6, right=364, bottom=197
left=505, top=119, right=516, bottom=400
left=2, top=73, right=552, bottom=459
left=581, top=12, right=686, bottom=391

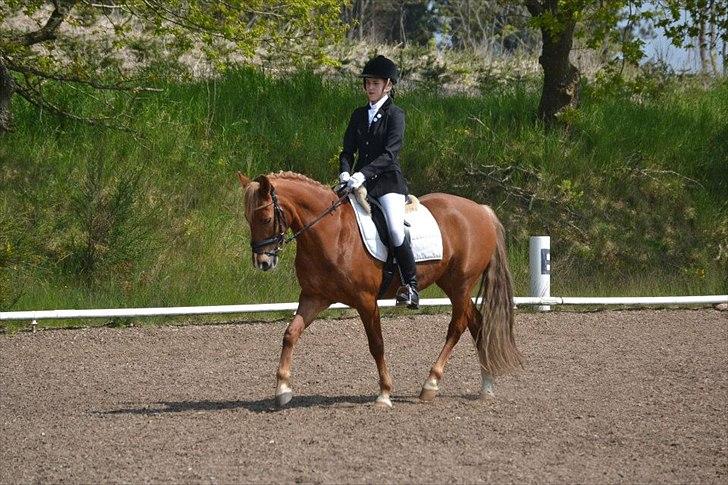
left=348, top=194, right=443, bottom=263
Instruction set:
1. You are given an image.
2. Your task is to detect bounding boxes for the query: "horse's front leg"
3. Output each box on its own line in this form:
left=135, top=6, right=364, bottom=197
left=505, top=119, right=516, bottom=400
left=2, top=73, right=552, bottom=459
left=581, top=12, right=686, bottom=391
left=275, top=294, right=330, bottom=408
left=357, top=302, right=394, bottom=408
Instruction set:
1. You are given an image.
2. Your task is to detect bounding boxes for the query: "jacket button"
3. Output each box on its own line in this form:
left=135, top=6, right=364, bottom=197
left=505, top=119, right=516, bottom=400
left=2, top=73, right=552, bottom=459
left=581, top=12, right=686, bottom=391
left=365, top=142, right=369, bottom=145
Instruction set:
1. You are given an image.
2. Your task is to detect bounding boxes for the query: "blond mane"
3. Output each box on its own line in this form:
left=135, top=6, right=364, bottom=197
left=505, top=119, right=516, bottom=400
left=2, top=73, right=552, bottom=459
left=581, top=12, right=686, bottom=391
left=268, top=171, right=331, bottom=191
left=243, top=182, right=261, bottom=221
left=243, top=171, right=333, bottom=220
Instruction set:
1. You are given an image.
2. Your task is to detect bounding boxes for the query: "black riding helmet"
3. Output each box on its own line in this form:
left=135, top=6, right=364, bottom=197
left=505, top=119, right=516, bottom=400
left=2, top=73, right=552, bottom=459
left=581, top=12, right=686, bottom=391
left=360, top=55, right=399, bottom=84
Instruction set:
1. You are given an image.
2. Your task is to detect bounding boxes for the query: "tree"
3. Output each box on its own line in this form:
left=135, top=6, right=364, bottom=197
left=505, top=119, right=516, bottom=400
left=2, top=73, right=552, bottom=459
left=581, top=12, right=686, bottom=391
left=442, top=0, right=536, bottom=53
left=0, top=0, right=345, bottom=133
left=343, top=0, right=440, bottom=45
left=521, top=0, right=727, bottom=124
left=656, top=0, right=727, bottom=75
left=523, top=0, right=581, bottom=124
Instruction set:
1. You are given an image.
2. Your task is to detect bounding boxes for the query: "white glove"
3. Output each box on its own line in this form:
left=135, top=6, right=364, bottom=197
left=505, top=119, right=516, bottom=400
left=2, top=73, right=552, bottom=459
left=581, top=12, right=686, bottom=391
left=339, top=172, right=351, bottom=183
left=347, top=172, right=366, bottom=189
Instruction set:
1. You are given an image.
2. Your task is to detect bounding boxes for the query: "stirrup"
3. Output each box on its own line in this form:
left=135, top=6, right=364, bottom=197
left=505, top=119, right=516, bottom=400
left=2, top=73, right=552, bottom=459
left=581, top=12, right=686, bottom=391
left=396, top=285, right=419, bottom=310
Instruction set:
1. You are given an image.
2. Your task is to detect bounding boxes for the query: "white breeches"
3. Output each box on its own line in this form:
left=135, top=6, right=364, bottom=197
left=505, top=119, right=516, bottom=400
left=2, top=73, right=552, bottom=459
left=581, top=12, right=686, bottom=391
left=377, top=193, right=406, bottom=247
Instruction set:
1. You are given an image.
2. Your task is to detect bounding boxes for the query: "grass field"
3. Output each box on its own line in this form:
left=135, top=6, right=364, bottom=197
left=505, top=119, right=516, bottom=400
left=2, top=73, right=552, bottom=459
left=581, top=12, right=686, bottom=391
left=1, top=68, right=726, bottom=330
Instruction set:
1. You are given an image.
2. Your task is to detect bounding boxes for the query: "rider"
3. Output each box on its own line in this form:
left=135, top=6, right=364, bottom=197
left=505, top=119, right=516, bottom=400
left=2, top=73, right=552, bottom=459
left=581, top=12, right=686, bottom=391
left=339, top=55, right=419, bottom=310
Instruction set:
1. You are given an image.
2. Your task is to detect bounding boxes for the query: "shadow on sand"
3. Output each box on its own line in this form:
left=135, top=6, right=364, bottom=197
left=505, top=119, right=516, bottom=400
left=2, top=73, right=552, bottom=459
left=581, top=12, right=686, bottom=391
left=99, top=394, right=427, bottom=415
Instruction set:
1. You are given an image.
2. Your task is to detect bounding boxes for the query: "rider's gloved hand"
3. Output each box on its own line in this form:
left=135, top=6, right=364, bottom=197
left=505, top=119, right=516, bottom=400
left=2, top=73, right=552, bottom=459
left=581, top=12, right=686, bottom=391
left=347, top=172, right=365, bottom=189
left=339, top=172, right=351, bottom=183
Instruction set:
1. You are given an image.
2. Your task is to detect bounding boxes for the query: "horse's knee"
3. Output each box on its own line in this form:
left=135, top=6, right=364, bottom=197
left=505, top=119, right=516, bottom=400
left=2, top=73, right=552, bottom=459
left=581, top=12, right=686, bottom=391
left=368, top=341, right=384, bottom=357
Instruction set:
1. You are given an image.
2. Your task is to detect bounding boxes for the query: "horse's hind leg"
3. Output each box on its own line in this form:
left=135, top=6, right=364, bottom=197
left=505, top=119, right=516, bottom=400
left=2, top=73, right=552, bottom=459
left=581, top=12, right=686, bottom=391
left=356, top=302, right=394, bottom=408
left=419, top=294, right=472, bottom=402
left=275, top=294, right=330, bottom=408
left=467, top=304, right=495, bottom=398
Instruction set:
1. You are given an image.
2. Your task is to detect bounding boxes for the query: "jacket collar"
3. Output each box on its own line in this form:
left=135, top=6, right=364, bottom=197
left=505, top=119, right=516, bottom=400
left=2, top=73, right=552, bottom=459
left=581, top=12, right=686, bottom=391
left=363, top=96, right=391, bottom=131
left=363, top=96, right=392, bottom=112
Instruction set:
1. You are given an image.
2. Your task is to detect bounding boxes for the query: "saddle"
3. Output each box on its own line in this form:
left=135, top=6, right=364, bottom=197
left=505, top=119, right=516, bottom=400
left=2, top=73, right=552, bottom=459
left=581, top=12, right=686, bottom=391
left=347, top=187, right=443, bottom=298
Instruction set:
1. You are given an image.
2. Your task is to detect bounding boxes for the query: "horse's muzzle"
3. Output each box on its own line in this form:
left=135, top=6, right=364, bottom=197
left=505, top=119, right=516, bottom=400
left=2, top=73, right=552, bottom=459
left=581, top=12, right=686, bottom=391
left=253, top=253, right=278, bottom=271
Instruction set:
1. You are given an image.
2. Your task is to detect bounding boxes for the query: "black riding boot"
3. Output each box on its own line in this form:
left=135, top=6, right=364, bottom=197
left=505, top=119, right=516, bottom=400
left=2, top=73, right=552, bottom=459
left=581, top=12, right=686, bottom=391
left=393, top=234, right=419, bottom=309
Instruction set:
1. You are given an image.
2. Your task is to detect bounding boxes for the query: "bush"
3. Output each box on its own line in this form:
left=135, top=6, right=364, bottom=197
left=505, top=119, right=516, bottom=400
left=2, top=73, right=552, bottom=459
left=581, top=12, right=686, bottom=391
left=60, top=158, right=156, bottom=286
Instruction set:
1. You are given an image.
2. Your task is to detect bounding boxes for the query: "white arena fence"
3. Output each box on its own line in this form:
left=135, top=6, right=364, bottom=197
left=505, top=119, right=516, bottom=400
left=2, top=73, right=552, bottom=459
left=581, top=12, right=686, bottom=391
left=1, top=237, right=726, bottom=327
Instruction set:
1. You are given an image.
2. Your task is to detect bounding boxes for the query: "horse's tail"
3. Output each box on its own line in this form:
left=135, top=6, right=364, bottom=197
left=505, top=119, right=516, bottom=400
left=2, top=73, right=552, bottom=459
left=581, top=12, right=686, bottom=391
left=475, top=206, right=522, bottom=376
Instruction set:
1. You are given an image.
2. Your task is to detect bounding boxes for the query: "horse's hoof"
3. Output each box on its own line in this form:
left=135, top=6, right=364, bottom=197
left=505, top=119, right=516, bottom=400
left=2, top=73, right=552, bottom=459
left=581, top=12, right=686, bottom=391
left=419, top=387, right=438, bottom=402
left=478, top=389, right=495, bottom=400
left=375, top=396, right=393, bottom=408
left=275, top=391, right=293, bottom=408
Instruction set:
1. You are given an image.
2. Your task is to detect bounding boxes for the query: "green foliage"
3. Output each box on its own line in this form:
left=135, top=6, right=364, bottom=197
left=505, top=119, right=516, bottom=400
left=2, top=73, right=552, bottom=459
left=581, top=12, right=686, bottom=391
left=524, top=0, right=726, bottom=121
left=590, top=59, right=678, bottom=102
left=0, top=68, right=725, bottom=329
left=61, top=158, right=155, bottom=285
left=656, top=0, right=727, bottom=46
left=0, top=0, right=346, bottom=129
left=0, top=203, right=24, bottom=311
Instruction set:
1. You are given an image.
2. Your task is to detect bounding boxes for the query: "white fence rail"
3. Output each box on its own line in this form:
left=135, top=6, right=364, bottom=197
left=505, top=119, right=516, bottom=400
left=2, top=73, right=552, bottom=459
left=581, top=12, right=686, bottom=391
left=1, top=295, right=726, bottom=323
left=2, top=234, right=725, bottom=325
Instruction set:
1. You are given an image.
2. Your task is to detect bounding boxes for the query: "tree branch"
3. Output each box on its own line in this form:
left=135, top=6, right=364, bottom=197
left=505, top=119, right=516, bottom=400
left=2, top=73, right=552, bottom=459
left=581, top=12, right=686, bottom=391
left=20, top=0, right=79, bottom=46
left=14, top=81, right=135, bottom=132
left=141, top=0, right=291, bottom=41
left=5, top=59, right=162, bottom=93
left=0, top=59, right=16, bottom=133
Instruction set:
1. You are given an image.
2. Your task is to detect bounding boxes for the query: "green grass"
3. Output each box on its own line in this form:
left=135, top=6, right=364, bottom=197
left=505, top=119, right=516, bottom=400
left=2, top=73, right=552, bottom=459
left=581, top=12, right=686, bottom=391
left=1, top=68, right=726, bottom=331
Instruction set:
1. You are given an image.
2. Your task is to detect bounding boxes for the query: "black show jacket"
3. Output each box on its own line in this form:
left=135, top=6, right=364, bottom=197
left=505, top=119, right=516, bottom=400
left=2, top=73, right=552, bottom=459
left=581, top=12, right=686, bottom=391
left=339, top=97, right=408, bottom=197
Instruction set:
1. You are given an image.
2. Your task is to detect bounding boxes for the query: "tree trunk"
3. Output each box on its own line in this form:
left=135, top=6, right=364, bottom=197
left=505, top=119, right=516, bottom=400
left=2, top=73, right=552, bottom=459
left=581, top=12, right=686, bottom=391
left=399, top=1, right=406, bottom=45
left=537, top=19, right=580, bottom=124
left=0, top=59, right=14, bottom=134
left=698, top=18, right=708, bottom=74
left=526, top=1, right=580, bottom=125
left=708, top=16, right=719, bottom=76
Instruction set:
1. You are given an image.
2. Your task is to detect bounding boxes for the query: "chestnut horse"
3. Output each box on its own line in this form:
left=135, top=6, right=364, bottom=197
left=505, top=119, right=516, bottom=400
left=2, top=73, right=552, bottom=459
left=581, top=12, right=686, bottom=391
left=237, top=171, right=521, bottom=408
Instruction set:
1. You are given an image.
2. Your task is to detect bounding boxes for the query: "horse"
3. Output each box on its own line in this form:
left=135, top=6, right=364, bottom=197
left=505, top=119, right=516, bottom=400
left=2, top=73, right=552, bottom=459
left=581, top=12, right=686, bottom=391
left=236, top=171, right=521, bottom=408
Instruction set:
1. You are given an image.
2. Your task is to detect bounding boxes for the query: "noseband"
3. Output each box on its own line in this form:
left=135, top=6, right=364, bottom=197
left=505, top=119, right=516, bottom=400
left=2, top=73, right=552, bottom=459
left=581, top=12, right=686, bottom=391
left=250, top=185, right=350, bottom=258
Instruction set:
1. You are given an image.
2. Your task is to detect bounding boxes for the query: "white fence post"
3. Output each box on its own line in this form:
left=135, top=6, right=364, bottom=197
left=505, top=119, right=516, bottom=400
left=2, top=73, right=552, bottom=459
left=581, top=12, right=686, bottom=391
left=529, top=236, right=551, bottom=311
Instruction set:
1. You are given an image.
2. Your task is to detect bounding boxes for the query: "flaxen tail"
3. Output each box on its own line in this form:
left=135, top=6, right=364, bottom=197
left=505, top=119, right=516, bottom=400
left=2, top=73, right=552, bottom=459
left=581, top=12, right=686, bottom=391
left=476, top=209, right=522, bottom=375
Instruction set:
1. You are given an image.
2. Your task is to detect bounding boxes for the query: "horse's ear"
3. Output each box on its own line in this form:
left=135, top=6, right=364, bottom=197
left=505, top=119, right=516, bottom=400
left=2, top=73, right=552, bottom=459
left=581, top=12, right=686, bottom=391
left=254, top=175, right=272, bottom=197
left=237, top=172, right=252, bottom=188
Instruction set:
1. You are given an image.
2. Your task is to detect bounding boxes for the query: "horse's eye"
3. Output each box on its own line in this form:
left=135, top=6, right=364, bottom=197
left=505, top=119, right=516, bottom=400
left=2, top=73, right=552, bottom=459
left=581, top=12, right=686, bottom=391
left=262, top=217, right=272, bottom=224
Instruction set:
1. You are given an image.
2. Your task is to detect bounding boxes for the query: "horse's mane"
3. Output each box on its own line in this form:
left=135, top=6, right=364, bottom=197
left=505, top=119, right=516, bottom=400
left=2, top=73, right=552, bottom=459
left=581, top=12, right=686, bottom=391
left=243, top=171, right=333, bottom=220
left=267, top=171, right=331, bottom=192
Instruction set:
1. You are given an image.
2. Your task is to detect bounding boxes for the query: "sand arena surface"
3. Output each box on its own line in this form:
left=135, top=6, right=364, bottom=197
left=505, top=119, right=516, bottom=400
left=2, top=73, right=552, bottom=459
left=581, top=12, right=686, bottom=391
left=1, top=309, right=726, bottom=483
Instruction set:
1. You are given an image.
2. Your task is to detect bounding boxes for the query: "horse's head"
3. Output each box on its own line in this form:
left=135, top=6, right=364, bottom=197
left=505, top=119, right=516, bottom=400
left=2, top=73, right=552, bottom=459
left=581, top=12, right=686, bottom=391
left=237, top=172, right=286, bottom=271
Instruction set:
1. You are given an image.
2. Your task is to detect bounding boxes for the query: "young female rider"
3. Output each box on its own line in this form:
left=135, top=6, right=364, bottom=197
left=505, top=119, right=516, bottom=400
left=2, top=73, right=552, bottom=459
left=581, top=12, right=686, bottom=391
left=339, top=55, right=419, bottom=309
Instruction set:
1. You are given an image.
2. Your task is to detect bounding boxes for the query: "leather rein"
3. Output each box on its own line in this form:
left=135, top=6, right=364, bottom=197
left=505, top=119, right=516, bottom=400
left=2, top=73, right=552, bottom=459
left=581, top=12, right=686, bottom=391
left=250, top=184, right=351, bottom=257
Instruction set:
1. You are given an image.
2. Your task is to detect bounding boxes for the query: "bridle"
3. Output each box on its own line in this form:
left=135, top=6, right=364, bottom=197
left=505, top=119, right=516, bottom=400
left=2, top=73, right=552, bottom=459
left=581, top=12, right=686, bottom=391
left=250, top=184, right=351, bottom=258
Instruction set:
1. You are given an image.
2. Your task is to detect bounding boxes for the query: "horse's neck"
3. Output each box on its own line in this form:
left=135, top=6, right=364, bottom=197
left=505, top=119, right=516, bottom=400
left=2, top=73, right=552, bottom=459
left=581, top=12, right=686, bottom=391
left=276, top=180, right=340, bottom=233
left=275, top=178, right=361, bottom=277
